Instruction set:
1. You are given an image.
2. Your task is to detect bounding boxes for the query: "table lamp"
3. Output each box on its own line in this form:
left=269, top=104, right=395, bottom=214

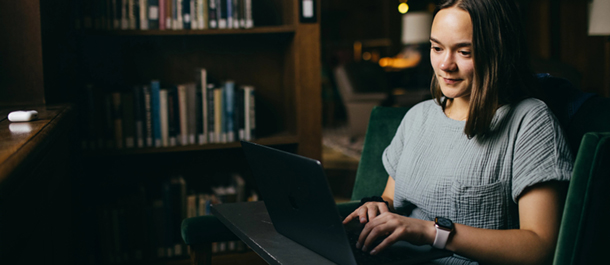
left=588, top=0, right=610, bottom=94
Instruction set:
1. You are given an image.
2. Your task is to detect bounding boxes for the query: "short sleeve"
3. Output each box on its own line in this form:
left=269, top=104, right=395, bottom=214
left=512, top=104, right=573, bottom=203
left=382, top=113, right=410, bottom=179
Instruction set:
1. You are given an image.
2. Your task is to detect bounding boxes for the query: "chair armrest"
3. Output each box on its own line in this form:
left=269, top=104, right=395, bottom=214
left=337, top=201, right=361, bottom=219
left=181, top=215, right=239, bottom=245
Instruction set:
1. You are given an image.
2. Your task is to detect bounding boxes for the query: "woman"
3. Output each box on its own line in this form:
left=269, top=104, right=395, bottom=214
left=342, top=0, right=573, bottom=264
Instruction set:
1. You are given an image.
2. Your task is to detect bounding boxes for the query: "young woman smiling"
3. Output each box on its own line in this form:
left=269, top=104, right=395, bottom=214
left=343, top=1, right=573, bottom=264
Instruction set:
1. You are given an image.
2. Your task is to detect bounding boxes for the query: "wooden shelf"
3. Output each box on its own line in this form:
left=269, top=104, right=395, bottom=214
left=84, top=133, right=299, bottom=156
left=88, top=25, right=296, bottom=36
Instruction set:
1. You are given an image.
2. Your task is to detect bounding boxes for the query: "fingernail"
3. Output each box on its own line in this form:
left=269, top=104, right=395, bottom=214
left=355, top=242, right=361, bottom=249
left=362, top=246, right=368, bottom=252
left=360, top=217, right=366, bottom=222
left=370, top=249, right=377, bottom=255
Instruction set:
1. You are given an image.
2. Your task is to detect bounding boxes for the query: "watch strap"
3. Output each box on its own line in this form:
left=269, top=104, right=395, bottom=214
left=433, top=226, right=451, bottom=249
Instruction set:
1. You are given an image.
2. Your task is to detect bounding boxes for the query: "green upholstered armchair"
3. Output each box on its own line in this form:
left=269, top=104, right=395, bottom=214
left=181, top=74, right=610, bottom=265
left=554, top=132, right=610, bottom=265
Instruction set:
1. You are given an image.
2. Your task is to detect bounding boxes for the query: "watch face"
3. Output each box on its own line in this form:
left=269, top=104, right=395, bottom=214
left=435, top=217, right=454, bottom=229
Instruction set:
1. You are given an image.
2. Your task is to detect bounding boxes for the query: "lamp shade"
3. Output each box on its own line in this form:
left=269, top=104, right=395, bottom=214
left=589, top=0, right=610, bottom=36
left=401, top=12, right=433, bottom=45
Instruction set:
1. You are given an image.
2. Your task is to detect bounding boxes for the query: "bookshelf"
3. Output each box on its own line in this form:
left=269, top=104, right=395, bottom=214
left=1, top=0, right=320, bottom=264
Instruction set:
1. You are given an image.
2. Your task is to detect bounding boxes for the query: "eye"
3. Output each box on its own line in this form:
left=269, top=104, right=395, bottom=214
left=459, top=50, right=472, bottom=56
left=431, top=46, right=442, bottom=52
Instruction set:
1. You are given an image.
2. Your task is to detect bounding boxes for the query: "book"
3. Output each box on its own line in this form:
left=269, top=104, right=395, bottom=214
left=165, top=0, right=173, bottom=30
left=195, top=68, right=208, bottom=144
left=159, top=88, right=169, bottom=147
left=143, top=85, right=153, bottom=147
left=191, top=0, right=198, bottom=29
left=207, top=84, right=216, bottom=143
left=223, top=80, right=235, bottom=142
left=243, top=85, right=255, bottom=141
left=121, top=0, right=129, bottom=29
left=218, top=0, right=227, bottom=29
left=139, top=0, right=149, bottom=29
left=235, top=86, right=245, bottom=140
left=244, top=0, right=252, bottom=28
left=208, top=0, right=218, bottom=29
left=187, top=83, right=198, bottom=144
left=167, top=86, right=179, bottom=146
left=232, top=0, right=239, bottom=29
left=198, top=0, right=207, bottom=29
left=148, top=0, right=160, bottom=29
left=104, top=94, right=115, bottom=149
left=121, top=92, right=136, bottom=148
left=182, top=0, right=191, bottom=29
left=133, top=85, right=145, bottom=148
left=214, top=87, right=224, bottom=143
left=151, top=80, right=162, bottom=147
left=177, top=84, right=188, bottom=145
left=158, top=0, right=165, bottom=29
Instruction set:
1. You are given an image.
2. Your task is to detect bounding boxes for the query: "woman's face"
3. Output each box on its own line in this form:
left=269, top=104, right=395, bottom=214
left=430, top=7, right=474, bottom=101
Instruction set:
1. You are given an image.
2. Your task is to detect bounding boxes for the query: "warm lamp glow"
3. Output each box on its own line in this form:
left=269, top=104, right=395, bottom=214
left=398, top=3, right=409, bottom=14
left=589, top=0, right=610, bottom=36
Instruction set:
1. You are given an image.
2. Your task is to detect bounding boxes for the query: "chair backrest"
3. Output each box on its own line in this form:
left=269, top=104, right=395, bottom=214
left=350, top=106, right=409, bottom=200
left=553, top=132, right=610, bottom=265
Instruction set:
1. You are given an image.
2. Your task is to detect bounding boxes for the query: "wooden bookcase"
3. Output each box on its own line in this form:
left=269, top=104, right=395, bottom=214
left=1, top=0, right=321, bottom=264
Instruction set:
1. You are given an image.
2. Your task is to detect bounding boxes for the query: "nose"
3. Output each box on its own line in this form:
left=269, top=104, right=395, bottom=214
left=440, top=54, right=457, bottom=72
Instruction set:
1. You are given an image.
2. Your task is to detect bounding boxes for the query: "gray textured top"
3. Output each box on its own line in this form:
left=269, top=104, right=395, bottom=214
left=382, top=98, right=573, bottom=264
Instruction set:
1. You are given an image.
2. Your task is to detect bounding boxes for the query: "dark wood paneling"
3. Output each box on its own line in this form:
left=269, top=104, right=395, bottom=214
left=0, top=0, right=45, bottom=107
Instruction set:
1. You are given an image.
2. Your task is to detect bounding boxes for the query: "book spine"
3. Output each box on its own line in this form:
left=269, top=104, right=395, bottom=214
left=196, top=68, right=208, bottom=144
left=165, top=0, right=172, bottom=30
left=223, top=80, right=235, bottom=142
left=244, top=86, right=255, bottom=141
left=121, top=0, right=128, bottom=29
left=148, top=0, right=159, bottom=29
left=182, top=0, right=191, bottom=29
left=140, top=0, right=149, bottom=29
left=129, top=0, right=137, bottom=29
left=177, top=85, right=188, bottom=145
left=226, top=0, right=233, bottom=29
left=218, top=0, right=227, bottom=29
left=207, top=84, right=215, bottom=143
left=232, top=0, right=239, bottom=29
left=151, top=80, right=162, bottom=147
left=143, top=85, right=153, bottom=147
left=208, top=0, right=217, bottom=29
left=167, top=86, right=178, bottom=146
left=133, top=85, right=145, bottom=148
left=191, top=0, right=198, bottom=29
left=160, top=89, right=169, bottom=147
left=158, top=0, right=165, bottom=29
left=104, top=94, right=115, bottom=149
left=214, top=87, right=223, bottom=143
left=244, top=0, right=252, bottom=28
left=236, top=86, right=245, bottom=140
left=199, top=0, right=206, bottom=29
left=187, top=83, right=197, bottom=144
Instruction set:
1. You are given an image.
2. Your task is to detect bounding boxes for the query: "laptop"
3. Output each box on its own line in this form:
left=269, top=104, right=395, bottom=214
left=241, top=141, right=452, bottom=265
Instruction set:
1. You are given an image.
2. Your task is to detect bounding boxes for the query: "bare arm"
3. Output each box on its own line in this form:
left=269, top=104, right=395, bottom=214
left=443, top=181, right=566, bottom=264
left=359, top=181, right=566, bottom=264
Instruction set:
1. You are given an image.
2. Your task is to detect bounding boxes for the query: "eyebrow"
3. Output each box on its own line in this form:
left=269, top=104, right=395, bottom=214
left=430, top=37, right=472, bottom=48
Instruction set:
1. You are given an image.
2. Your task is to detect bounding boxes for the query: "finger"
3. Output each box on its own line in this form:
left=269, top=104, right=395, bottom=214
left=358, top=206, right=369, bottom=223
left=342, top=211, right=358, bottom=224
left=362, top=223, right=390, bottom=251
left=369, top=231, right=399, bottom=255
left=367, top=206, right=378, bottom=221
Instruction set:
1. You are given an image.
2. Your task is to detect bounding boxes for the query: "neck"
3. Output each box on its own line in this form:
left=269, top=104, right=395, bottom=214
left=445, top=97, right=470, bottom=121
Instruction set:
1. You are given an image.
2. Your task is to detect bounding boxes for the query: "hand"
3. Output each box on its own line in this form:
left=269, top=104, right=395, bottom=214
left=356, top=212, right=435, bottom=255
left=342, top=201, right=390, bottom=225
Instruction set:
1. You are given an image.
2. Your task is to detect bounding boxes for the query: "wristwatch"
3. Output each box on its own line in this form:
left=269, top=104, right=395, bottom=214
left=433, top=217, right=454, bottom=249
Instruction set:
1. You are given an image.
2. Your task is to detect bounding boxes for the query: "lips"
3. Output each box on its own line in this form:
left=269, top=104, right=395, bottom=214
left=443, top=77, right=463, bottom=85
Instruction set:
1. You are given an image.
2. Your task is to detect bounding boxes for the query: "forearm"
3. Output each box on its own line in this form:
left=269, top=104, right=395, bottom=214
left=446, top=224, right=556, bottom=265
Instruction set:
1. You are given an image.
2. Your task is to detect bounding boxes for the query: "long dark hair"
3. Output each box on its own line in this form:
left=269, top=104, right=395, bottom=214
left=431, top=0, right=537, bottom=138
